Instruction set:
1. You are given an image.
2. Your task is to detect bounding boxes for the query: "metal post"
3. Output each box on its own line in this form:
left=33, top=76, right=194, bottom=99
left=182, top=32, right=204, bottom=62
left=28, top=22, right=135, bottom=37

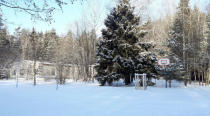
left=134, top=73, right=137, bottom=89
left=16, top=70, right=18, bottom=88
left=143, top=73, right=147, bottom=90
left=164, top=65, right=167, bottom=88
left=56, top=76, right=58, bottom=90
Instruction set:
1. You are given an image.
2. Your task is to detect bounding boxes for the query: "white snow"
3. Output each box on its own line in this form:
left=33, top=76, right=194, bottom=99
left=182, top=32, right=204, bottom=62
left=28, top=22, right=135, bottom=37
left=0, top=80, right=210, bottom=116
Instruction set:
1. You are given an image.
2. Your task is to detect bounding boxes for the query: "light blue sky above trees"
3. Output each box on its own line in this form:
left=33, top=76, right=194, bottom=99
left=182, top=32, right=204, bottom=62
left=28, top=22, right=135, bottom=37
left=2, top=0, right=209, bottom=35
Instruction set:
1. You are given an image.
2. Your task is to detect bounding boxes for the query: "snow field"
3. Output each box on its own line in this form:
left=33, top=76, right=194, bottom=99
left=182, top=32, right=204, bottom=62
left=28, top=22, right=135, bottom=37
left=0, top=80, right=210, bottom=116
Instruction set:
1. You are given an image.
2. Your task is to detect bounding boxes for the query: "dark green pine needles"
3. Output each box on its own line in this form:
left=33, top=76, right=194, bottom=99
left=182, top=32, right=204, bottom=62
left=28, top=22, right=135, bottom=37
left=95, top=0, right=157, bottom=86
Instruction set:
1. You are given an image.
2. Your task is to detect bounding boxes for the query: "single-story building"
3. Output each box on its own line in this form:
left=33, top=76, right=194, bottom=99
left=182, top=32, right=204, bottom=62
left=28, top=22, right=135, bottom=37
left=10, top=60, right=95, bottom=81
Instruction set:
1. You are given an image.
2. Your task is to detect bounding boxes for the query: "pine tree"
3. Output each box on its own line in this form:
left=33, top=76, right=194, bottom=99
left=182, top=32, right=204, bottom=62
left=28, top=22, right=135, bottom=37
left=167, top=0, right=191, bottom=85
left=168, top=0, right=190, bottom=61
left=206, top=5, right=210, bottom=85
left=0, top=14, right=8, bottom=47
left=95, top=0, right=157, bottom=86
left=168, top=1, right=210, bottom=85
left=207, top=5, right=210, bottom=56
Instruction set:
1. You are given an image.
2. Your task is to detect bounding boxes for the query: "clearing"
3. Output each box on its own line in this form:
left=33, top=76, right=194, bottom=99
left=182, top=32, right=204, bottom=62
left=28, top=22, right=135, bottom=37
left=0, top=80, right=210, bottom=116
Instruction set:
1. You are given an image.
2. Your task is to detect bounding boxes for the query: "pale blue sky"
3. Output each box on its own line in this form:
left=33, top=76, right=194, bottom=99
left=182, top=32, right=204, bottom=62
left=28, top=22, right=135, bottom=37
left=2, top=0, right=112, bottom=35
left=2, top=0, right=209, bottom=35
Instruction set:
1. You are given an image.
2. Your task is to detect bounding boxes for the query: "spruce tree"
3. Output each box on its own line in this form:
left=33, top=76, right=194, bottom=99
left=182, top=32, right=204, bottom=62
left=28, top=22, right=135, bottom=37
left=167, top=0, right=191, bottom=84
left=95, top=0, right=157, bottom=86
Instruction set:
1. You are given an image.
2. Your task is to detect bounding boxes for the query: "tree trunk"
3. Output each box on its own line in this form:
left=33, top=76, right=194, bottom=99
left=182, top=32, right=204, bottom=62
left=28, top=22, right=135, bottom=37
left=202, top=72, right=205, bottom=86
left=73, top=66, right=75, bottom=81
left=59, top=65, right=64, bottom=84
left=165, top=79, right=168, bottom=88
left=6, top=70, right=9, bottom=80
left=189, top=71, right=192, bottom=84
left=207, top=70, right=209, bottom=85
left=198, top=72, right=201, bottom=86
left=125, top=74, right=131, bottom=85
left=169, top=80, right=172, bottom=88
left=201, top=72, right=204, bottom=86
left=57, top=64, right=64, bottom=85
left=184, top=79, right=187, bottom=86
left=185, top=73, right=188, bottom=86
left=194, top=71, right=197, bottom=82
left=204, top=71, right=207, bottom=86
left=33, top=60, right=36, bottom=86
left=92, top=66, right=95, bottom=82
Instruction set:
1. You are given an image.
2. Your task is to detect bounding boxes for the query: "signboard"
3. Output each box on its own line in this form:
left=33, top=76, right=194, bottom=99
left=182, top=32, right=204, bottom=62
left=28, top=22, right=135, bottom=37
left=158, top=58, right=170, bottom=66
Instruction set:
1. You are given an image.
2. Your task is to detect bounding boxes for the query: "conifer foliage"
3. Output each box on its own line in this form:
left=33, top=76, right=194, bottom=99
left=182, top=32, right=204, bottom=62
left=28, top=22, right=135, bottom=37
left=167, top=0, right=190, bottom=61
left=167, top=0, right=209, bottom=85
left=207, top=6, right=210, bottom=56
left=95, top=0, right=157, bottom=86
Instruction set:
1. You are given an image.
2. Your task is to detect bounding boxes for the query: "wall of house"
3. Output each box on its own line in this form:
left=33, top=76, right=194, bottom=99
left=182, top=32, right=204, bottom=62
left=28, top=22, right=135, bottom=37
left=39, top=64, right=57, bottom=79
left=9, top=60, right=96, bottom=81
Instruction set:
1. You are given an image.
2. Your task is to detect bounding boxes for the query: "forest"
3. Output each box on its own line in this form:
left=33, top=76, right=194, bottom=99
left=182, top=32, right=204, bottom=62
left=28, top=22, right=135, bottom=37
left=0, top=0, right=210, bottom=88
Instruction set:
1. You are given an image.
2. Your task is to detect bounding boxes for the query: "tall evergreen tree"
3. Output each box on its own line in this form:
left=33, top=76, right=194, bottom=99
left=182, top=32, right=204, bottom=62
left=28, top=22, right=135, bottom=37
left=0, top=15, right=20, bottom=71
left=95, top=0, right=156, bottom=86
left=206, top=4, right=210, bottom=85
left=167, top=0, right=191, bottom=85
left=168, top=0, right=190, bottom=61
left=207, top=5, right=210, bottom=56
left=168, top=1, right=210, bottom=85
left=0, top=15, right=8, bottom=47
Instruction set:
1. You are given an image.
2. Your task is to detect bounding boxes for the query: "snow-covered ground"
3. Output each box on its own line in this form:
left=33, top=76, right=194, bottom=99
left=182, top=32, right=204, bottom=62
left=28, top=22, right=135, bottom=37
left=0, top=80, right=210, bottom=116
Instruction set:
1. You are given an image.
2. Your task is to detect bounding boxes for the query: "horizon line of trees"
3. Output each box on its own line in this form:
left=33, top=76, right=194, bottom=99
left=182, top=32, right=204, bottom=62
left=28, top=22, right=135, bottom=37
left=0, top=17, right=98, bottom=84
left=0, top=0, right=210, bottom=87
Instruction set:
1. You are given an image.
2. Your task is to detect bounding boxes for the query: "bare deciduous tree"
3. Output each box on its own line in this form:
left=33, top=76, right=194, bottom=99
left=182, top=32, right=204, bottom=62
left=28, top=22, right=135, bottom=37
left=0, top=0, right=85, bottom=22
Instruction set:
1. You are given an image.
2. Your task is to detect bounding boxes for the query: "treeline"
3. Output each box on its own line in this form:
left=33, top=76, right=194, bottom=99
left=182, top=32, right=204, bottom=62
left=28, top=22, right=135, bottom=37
left=0, top=0, right=210, bottom=87
left=141, top=0, right=210, bottom=87
left=166, top=0, right=210, bottom=86
left=0, top=19, right=98, bottom=84
left=95, top=0, right=210, bottom=86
